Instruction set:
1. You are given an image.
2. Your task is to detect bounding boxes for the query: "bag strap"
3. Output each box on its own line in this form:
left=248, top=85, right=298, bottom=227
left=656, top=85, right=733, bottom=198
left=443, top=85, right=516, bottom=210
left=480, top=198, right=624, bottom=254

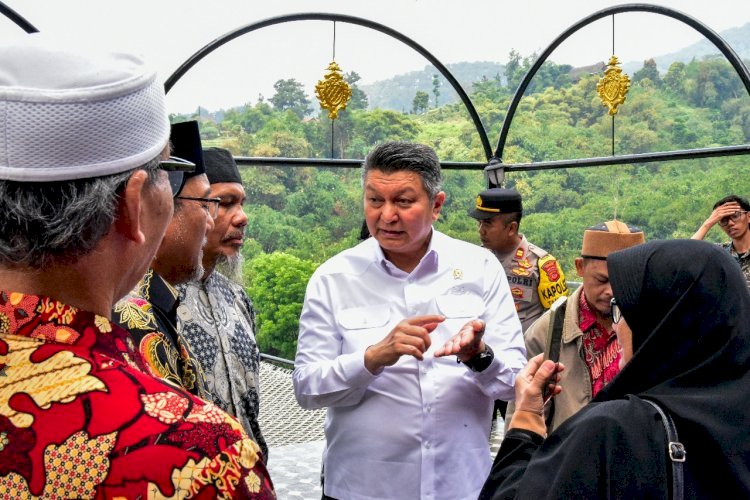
left=641, top=398, right=686, bottom=500
left=543, top=296, right=567, bottom=429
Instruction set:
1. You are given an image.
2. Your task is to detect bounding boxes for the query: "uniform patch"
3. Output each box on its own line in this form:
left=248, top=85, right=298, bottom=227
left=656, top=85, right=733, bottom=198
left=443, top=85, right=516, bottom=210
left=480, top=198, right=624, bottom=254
left=511, top=287, right=524, bottom=299
left=517, top=258, right=532, bottom=269
left=540, top=259, right=561, bottom=281
left=537, top=255, right=568, bottom=309
left=515, top=248, right=525, bottom=259
left=512, top=267, right=530, bottom=277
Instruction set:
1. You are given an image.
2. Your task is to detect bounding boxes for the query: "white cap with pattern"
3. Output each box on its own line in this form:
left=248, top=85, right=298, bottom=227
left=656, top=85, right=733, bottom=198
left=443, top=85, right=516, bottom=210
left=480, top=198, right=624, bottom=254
left=0, top=33, right=169, bottom=181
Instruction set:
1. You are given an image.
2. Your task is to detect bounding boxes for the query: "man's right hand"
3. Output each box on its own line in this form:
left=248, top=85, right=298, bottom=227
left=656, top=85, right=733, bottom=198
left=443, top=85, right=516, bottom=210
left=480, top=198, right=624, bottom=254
left=364, top=315, right=445, bottom=374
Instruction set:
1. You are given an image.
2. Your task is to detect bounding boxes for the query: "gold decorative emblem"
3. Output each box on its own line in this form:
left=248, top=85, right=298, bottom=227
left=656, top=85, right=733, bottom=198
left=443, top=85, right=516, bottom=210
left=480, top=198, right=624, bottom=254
left=597, top=56, right=631, bottom=115
left=476, top=195, right=483, bottom=208
left=315, top=61, right=352, bottom=119
left=453, top=269, right=463, bottom=280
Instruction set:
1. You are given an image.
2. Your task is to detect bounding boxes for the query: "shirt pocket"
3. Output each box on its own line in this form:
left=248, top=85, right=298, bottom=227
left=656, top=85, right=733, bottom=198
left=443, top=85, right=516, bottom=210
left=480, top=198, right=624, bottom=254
left=435, top=293, right=484, bottom=319
left=433, top=293, right=485, bottom=345
left=336, top=304, right=392, bottom=352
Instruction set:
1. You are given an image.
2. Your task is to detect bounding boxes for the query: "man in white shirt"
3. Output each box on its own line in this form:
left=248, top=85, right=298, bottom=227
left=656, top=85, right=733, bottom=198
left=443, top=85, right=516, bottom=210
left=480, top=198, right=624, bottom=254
left=293, top=141, right=526, bottom=500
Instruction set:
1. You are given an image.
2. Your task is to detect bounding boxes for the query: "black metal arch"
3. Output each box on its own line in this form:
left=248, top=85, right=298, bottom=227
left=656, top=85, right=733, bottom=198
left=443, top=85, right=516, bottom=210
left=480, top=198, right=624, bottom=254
left=488, top=2, right=750, bottom=184
left=164, top=12, right=492, bottom=161
left=0, top=1, right=38, bottom=33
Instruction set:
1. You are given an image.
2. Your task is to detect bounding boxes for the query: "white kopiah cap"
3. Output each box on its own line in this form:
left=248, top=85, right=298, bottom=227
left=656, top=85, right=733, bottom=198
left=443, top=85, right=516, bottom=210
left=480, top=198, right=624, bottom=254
left=0, top=33, right=169, bottom=181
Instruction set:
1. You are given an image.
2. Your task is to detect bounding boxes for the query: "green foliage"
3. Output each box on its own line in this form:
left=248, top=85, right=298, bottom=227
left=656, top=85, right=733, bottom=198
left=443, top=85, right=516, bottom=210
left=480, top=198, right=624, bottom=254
left=344, top=71, right=369, bottom=110
left=270, top=78, right=311, bottom=119
left=246, top=252, right=318, bottom=360
left=412, top=91, right=430, bottom=114
left=173, top=54, right=750, bottom=356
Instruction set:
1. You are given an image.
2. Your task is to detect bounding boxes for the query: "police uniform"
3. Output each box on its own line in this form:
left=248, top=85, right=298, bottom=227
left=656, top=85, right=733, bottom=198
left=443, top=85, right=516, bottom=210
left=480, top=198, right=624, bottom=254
left=469, top=188, right=568, bottom=332
left=497, top=236, right=567, bottom=331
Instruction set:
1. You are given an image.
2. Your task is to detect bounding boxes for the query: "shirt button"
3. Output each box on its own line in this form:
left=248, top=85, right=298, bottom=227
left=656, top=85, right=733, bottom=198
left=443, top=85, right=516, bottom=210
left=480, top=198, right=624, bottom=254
left=425, top=441, right=431, bottom=449
left=426, top=405, right=432, bottom=412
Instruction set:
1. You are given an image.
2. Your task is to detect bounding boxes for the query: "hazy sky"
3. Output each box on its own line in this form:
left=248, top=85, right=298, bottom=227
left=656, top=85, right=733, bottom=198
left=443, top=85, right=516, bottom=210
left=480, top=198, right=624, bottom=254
left=3, top=0, right=749, bottom=113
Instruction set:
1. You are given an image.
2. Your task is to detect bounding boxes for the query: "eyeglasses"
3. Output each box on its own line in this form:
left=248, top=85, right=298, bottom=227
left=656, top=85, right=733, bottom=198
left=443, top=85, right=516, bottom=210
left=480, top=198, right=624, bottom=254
left=175, top=196, right=221, bottom=219
left=159, top=156, right=196, bottom=197
left=610, top=298, right=622, bottom=324
left=718, top=211, right=748, bottom=227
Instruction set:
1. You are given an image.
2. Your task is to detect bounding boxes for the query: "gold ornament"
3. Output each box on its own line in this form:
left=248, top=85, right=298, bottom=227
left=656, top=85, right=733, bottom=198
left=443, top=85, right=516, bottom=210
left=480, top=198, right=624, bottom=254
left=315, top=61, right=352, bottom=120
left=597, top=56, right=631, bottom=115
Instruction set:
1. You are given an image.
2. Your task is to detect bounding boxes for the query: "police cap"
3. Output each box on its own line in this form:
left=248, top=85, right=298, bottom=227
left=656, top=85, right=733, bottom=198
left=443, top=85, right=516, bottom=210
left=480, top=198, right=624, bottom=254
left=468, top=188, right=523, bottom=220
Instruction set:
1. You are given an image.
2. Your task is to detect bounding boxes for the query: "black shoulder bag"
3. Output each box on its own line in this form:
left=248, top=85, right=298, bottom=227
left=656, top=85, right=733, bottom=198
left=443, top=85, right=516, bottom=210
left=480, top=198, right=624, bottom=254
left=641, top=398, right=687, bottom=500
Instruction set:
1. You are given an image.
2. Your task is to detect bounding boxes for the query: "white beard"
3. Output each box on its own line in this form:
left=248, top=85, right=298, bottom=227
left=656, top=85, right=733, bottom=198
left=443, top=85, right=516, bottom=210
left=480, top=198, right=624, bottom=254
left=215, top=253, right=244, bottom=286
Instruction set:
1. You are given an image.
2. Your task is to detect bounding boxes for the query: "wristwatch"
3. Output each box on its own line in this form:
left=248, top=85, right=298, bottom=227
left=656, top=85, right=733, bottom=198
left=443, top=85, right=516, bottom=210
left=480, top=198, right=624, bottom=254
left=461, top=344, right=494, bottom=372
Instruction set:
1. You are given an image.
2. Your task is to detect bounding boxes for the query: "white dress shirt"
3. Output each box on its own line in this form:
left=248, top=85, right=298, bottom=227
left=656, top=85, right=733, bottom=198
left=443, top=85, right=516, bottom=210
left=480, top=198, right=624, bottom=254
left=294, top=229, right=526, bottom=500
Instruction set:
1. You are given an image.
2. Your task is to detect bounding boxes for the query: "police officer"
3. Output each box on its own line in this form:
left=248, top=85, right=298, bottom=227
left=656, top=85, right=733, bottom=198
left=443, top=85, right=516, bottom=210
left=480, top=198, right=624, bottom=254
left=469, top=188, right=568, bottom=332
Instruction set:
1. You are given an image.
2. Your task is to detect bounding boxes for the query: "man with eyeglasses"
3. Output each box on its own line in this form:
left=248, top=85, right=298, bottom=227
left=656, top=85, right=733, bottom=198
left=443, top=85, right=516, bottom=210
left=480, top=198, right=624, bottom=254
left=176, top=147, right=268, bottom=461
left=692, top=194, right=750, bottom=287
left=504, top=220, right=645, bottom=435
left=0, top=35, right=273, bottom=497
left=113, top=121, right=217, bottom=398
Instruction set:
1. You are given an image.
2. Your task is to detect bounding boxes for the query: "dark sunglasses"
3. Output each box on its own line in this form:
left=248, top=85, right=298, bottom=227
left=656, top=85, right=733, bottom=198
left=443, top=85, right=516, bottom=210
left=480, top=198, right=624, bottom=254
left=159, top=156, right=196, bottom=197
left=610, top=297, right=622, bottom=324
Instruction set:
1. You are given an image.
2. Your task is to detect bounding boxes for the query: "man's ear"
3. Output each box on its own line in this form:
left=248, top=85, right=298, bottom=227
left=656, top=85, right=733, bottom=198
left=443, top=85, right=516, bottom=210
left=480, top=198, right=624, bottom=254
left=574, top=257, right=585, bottom=278
left=115, top=170, right=149, bottom=244
left=508, top=220, right=519, bottom=236
left=432, top=191, right=446, bottom=220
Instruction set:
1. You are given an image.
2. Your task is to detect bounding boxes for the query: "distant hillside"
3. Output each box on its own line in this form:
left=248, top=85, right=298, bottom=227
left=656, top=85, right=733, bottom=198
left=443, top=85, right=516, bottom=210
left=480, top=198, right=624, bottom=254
left=622, top=22, right=750, bottom=75
left=361, top=61, right=505, bottom=112
left=361, top=23, right=750, bottom=112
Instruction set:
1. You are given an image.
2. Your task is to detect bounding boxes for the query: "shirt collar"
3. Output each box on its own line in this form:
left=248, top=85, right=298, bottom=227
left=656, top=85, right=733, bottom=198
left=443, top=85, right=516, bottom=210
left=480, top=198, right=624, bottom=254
left=578, top=288, right=599, bottom=332
left=146, top=271, right=180, bottom=320
left=376, top=227, right=440, bottom=278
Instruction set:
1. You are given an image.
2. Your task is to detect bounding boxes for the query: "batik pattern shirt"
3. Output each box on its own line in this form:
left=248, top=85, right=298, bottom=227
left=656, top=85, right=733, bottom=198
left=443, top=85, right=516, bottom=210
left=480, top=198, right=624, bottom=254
left=177, top=272, right=267, bottom=461
left=578, top=289, right=620, bottom=397
left=721, top=242, right=750, bottom=288
left=113, top=269, right=208, bottom=399
left=0, top=290, right=275, bottom=498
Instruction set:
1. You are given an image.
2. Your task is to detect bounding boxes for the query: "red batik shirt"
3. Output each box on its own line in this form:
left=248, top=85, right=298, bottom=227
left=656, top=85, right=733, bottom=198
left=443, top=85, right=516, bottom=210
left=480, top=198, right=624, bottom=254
left=0, top=290, right=275, bottom=499
left=578, top=289, right=621, bottom=397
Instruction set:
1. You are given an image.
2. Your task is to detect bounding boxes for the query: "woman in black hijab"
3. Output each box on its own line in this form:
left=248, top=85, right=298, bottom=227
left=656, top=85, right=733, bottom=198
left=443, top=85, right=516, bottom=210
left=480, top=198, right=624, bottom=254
left=479, top=239, right=750, bottom=498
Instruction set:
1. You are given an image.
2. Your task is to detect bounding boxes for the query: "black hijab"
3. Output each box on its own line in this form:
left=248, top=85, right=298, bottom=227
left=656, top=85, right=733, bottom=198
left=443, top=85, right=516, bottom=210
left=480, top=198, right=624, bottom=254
left=600, top=239, right=750, bottom=487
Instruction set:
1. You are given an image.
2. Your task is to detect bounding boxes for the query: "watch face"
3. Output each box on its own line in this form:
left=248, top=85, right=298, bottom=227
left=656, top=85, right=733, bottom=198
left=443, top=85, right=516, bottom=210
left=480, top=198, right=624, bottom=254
left=466, top=346, right=494, bottom=372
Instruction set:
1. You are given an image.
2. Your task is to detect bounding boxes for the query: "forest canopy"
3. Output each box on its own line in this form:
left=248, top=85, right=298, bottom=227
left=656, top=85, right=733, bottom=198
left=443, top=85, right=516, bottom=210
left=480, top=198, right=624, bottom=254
left=172, top=54, right=750, bottom=359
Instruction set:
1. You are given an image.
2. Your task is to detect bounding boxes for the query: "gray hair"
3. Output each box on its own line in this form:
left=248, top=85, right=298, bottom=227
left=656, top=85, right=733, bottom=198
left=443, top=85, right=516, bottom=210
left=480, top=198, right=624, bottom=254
left=0, top=156, right=161, bottom=269
left=361, top=142, right=443, bottom=200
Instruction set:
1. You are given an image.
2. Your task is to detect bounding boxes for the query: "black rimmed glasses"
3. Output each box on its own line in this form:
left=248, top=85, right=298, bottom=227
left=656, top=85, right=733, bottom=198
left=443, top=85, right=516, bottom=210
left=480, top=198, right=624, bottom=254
left=610, top=298, right=622, bottom=324
left=159, top=156, right=196, bottom=197
left=718, top=211, right=748, bottom=227
left=175, top=196, right=221, bottom=219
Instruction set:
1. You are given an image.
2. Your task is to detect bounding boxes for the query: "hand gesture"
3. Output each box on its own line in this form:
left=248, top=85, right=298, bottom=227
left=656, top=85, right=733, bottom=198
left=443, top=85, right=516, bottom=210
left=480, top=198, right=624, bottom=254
left=433, top=319, right=486, bottom=362
left=706, top=202, right=741, bottom=228
left=364, top=315, right=444, bottom=373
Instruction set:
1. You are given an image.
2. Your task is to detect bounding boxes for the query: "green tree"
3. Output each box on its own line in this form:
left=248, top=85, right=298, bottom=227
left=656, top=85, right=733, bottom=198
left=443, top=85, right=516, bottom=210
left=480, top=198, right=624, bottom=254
left=432, top=74, right=441, bottom=108
left=633, top=58, right=662, bottom=87
left=269, top=78, right=311, bottom=119
left=246, top=252, right=318, bottom=360
left=663, top=61, right=686, bottom=94
left=412, top=90, right=430, bottom=114
left=345, top=71, right=369, bottom=110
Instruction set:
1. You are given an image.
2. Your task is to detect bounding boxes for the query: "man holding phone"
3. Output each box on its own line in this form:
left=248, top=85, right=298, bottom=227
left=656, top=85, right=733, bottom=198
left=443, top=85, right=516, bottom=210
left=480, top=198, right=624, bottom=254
left=504, top=220, right=645, bottom=433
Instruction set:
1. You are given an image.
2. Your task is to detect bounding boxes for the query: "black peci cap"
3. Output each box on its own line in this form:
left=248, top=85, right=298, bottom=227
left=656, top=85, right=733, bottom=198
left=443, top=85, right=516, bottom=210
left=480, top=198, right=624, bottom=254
left=203, top=147, right=243, bottom=185
left=468, top=188, right=523, bottom=220
left=168, top=121, right=204, bottom=196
